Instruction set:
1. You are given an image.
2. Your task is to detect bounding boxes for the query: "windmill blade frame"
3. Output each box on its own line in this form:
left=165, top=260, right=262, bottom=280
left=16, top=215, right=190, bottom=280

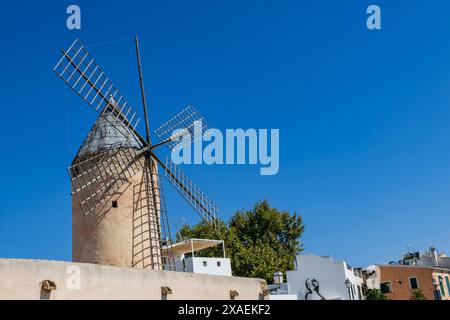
left=153, top=154, right=219, bottom=226
left=55, top=36, right=221, bottom=272
left=132, top=163, right=175, bottom=270
left=69, top=141, right=144, bottom=216
left=153, top=105, right=210, bottom=151
left=53, top=39, right=146, bottom=145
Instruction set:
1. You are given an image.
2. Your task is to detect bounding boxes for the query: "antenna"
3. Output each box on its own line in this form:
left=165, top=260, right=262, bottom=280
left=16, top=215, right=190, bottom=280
left=174, top=217, right=187, bottom=242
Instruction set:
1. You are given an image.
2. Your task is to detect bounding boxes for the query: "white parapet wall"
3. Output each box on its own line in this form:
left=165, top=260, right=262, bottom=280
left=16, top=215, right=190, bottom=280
left=0, top=259, right=267, bottom=300
left=184, top=257, right=232, bottom=276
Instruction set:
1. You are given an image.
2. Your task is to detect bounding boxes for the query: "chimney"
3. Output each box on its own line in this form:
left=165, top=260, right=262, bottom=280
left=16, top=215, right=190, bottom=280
left=430, top=247, right=439, bottom=267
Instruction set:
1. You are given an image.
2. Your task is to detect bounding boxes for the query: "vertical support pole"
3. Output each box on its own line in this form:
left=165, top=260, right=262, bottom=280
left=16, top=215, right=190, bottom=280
left=135, top=35, right=162, bottom=270
left=135, top=35, right=151, bottom=145
left=222, top=241, right=226, bottom=258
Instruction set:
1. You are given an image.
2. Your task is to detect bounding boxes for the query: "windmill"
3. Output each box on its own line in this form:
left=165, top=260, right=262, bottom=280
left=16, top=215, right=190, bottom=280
left=53, top=37, right=219, bottom=271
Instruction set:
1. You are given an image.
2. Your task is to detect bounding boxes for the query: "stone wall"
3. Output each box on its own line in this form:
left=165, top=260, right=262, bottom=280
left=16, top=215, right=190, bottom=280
left=0, top=259, right=267, bottom=300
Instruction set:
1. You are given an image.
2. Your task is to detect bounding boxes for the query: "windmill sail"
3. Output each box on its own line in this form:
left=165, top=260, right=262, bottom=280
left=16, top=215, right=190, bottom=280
left=53, top=39, right=143, bottom=142
left=69, top=110, right=144, bottom=216
left=156, top=156, right=219, bottom=226
left=153, top=105, right=210, bottom=151
left=69, top=142, right=142, bottom=216
left=132, top=164, right=175, bottom=271
left=54, top=37, right=219, bottom=272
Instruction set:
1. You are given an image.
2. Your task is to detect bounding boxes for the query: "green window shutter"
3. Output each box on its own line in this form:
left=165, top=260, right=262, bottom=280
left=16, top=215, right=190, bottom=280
left=446, top=276, right=450, bottom=296
left=438, top=276, right=445, bottom=297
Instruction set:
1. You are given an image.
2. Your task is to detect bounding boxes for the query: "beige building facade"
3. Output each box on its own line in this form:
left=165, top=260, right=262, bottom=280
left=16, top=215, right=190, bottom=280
left=0, top=259, right=267, bottom=300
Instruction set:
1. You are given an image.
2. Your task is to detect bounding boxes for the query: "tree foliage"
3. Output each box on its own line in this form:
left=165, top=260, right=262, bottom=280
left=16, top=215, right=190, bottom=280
left=366, top=289, right=389, bottom=300
left=410, top=289, right=427, bottom=300
left=178, top=200, right=305, bottom=283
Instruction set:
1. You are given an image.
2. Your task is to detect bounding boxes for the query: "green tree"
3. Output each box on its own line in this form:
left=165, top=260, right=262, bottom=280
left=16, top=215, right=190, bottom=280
left=178, top=200, right=305, bottom=284
left=366, top=289, right=389, bottom=300
left=410, top=289, right=427, bottom=300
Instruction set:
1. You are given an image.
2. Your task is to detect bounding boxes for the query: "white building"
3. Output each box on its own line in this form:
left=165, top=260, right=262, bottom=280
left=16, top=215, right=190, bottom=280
left=285, top=254, right=365, bottom=300
left=364, top=264, right=380, bottom=290
left=167, top=238, right=232, bottom=276
left=267, top=283, right=297, bottom=300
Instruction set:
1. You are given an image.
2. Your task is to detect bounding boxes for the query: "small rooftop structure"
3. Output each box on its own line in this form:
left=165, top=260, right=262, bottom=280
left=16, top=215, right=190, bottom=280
left=397, top=247, right=450, bottom=269
left=163, top=238, right=226, bottom=258
left=163, top=238, right=231, bottom=276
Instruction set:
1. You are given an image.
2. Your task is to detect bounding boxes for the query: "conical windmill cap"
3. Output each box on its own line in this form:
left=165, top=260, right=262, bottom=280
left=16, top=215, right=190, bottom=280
left=73, top=109, right=143, bottom=163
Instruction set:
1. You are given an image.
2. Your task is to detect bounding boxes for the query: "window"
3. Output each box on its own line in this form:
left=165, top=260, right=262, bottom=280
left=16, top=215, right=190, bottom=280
left=438, top=276, right=445, bottom=297
left=112, top=200, right=118, bottom=208
left=203, top=261, right=207, bottom=267
left=217, top=261, right=221, bottom=267
left=357, top=285, right=362, bottom=300
left=446, top=276, right=450, bottom=296
left=362, top=284, right=369, bottom=296
left=408, top=277, right=419, bottom=290
left=380, top=281, right=392, bottom=294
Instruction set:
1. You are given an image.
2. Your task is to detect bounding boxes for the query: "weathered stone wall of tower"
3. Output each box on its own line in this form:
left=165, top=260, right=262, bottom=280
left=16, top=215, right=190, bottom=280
left=72, top=156, right=162, bottom=269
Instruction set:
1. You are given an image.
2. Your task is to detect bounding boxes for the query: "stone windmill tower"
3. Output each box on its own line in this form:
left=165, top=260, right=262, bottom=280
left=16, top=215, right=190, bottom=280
left=53, top=37, right=219, bottom=271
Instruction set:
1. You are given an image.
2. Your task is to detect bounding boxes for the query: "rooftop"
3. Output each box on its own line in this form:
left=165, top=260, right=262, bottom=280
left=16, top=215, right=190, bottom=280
left=162, top=238, right=225, bottom=257
left=73, top=109, right=142, bottom=163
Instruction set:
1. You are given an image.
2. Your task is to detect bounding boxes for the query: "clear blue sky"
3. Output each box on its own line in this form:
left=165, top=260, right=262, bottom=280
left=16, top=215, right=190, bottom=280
left=1, top=0, right=449, bottom=267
